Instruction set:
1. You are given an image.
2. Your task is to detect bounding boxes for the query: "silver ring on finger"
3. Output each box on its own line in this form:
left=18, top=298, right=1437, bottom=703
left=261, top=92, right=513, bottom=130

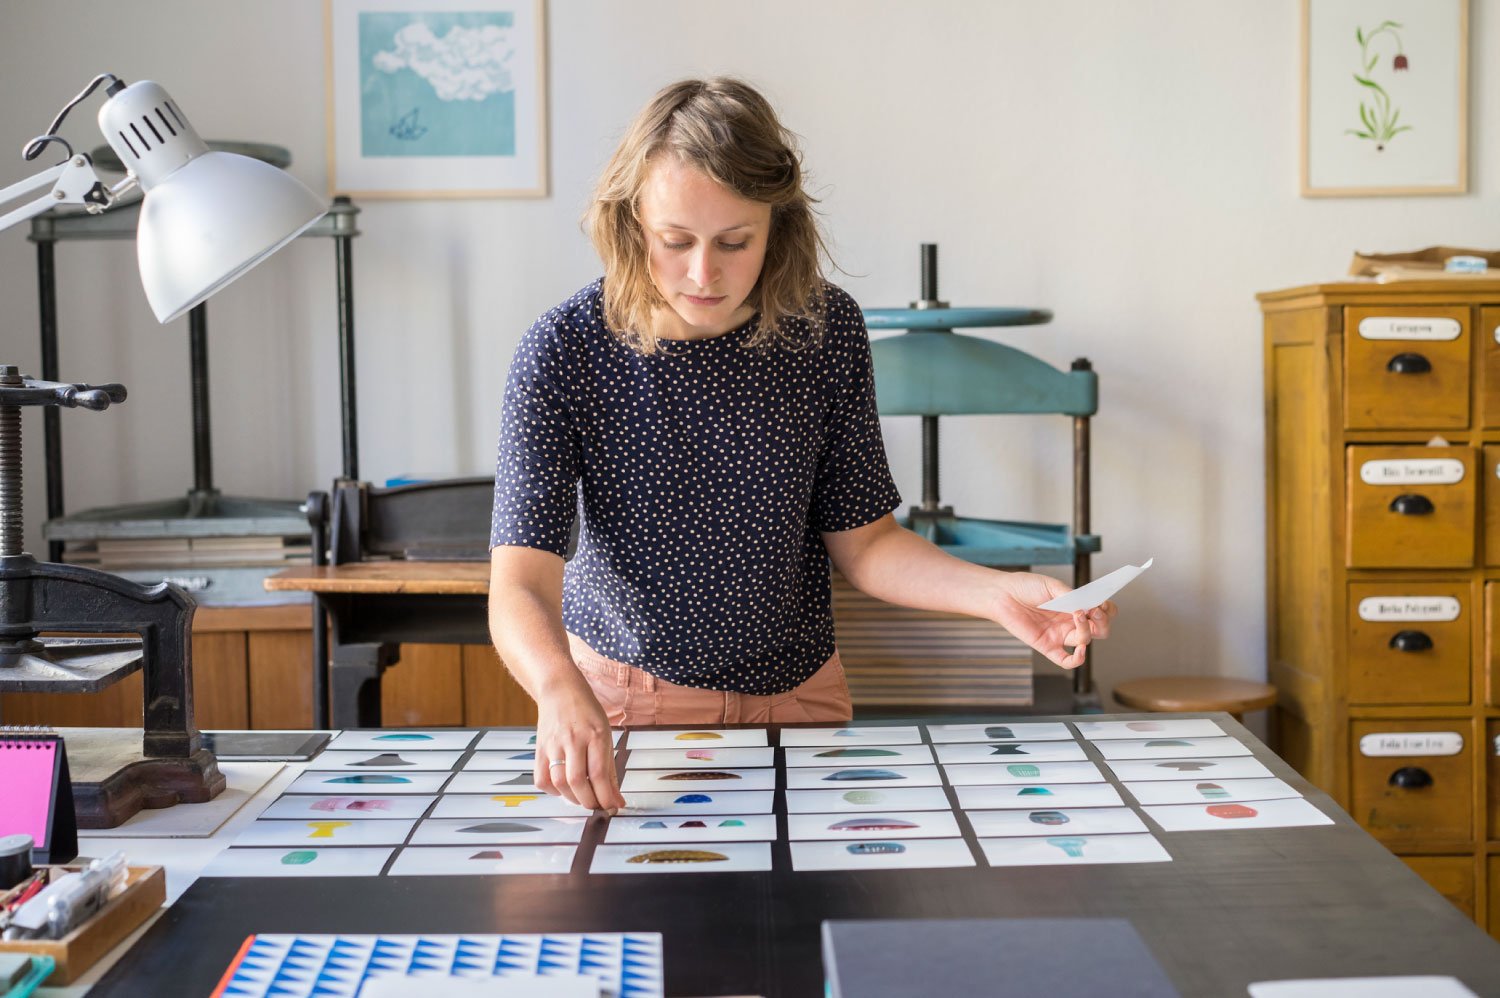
left=549, top=760, right=567, bottom=768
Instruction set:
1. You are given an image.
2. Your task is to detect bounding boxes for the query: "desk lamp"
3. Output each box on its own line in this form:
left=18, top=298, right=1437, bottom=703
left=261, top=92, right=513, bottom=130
left=0, top=74, right=325, bottom=826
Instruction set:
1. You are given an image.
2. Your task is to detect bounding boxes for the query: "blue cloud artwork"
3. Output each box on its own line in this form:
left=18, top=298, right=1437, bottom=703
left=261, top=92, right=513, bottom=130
left=359, top=10, right=518, bottom=158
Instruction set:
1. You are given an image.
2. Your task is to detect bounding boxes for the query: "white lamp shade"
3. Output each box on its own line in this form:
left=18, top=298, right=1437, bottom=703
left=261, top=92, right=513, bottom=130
left=136, top=150, right=326, bottom=323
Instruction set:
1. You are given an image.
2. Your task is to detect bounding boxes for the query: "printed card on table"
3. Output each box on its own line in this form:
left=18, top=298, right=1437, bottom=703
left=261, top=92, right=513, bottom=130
left=619, top=768, right=775, bottom=793
left=590, top=841, right=771, bottom=874
left=934, top=741, right=1087, bottom=765
left=1075, top=718, right=1226, bottom=740
left=955, top=783, right=1125, bottom=810
left=604, top=813, right=777, bottom=844
left=942, top=761, right=1104, bottom=786
left=979, top=833, right=1172, bottom=867
left=259, top=795, right=436, bottom=820
left=624, top=747, right=774, bottom=769
left=966, top=807, right=1147, bottom=837
left=234, top=817, right=416, bottom=847
left=410, top=816, right=587, bottom=845
left=431, top=793, right=592, bottom=819
left=1123, top=777, right=1301, bottom=807
left=386, top=845, right=578, bottom=877
left=618, top=790, right=774, bottom=816
left=785, top=786, right=952, bottom=813
left=478, top=729, right=623, bottom=749
left=785, top=764, right=942, bottom=790
left=286, top=771, right=452, bottom=795
left=464, top=750, right=549, bottom=772
left=203, top=846, right=393, bottom=877
left=926, top=721, right=1074, bottom=743
left=786, top=810, right=962, bottom=841
left=789, top=837, right=975, bottom=872
left=1143, top=797, right=1334, bottom=832
left=778, top=725, right=921, bottom=747
left=783, top=744, right=934, bottom=768
left=1094, top=737, right=1252, bottom=761
left=1104, top=757, right=1273, bottom=782
left=446, top=771, right=546, bottom=794
left=325, top=730, right=479, bottom=751
left=309, top=750, right=463, bottom=771
left=623, top=728, right=768, bottom=750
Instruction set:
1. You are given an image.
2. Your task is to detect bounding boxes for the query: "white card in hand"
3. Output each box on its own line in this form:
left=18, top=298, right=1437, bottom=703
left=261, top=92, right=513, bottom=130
left=1039, top=557, right=1153, bottom=612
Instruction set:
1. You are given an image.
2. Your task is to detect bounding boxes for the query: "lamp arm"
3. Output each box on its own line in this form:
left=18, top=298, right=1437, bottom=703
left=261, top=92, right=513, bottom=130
left=0, top=156, right=124, bottom=234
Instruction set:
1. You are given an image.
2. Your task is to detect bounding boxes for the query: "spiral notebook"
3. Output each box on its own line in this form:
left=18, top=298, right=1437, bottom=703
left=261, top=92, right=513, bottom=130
left=0, top=728, right=77, bottom=863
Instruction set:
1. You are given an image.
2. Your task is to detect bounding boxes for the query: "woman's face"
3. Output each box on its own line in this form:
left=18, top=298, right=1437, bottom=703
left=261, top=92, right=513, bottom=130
left=638, top=156, right=772, bottom=340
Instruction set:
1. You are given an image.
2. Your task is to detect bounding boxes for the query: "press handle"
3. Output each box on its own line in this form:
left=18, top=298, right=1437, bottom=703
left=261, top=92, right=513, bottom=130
left=1387, top=353, right=1432, bottom=374
left=1388, top=494, right=1434, bottom=516
left=1388, top=766, right=1434, bottom=789
left=1388, top=630, right=1433, bottom=653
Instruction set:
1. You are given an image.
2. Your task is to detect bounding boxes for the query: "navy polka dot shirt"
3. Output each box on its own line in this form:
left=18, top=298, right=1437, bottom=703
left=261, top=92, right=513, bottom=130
left=490, top=279, right=901, bottom=694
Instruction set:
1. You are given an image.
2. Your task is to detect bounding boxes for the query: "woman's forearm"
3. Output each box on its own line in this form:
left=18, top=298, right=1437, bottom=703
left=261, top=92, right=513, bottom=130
left=834, top=521, right=1009, bottom=618
left=487, top=548, right=588, bottom=700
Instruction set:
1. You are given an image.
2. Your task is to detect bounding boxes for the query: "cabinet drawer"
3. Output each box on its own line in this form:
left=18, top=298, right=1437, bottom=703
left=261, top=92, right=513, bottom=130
left=1349, top=720, right=1473, bottom=847
left=1485, top=447, right=1500, bottom=567
left=1345, top=306, right=1470, bottom=429
left=1348, top=583, right=1470, bottom=705
left=1399, top=855, right=1476, bottom=918
left=1489, top=722, right=1500, bottom=842
left=1346, top=445, right=1476, bottom=568
left=1479, top=307, right=1500, bottom=428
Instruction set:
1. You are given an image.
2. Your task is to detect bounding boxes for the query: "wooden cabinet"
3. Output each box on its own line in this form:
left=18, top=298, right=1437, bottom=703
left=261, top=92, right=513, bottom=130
left=1260, top=279, right=1500, bottom=939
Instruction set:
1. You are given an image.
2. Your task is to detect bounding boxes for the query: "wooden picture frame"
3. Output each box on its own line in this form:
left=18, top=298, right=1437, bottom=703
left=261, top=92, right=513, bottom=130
left=1301, top=0, right=1468, bottom=197
left=324, top=0, right=548, bottom=199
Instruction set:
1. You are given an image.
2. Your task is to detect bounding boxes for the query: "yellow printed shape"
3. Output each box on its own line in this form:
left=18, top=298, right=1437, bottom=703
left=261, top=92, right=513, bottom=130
left=490, top=794, right=540, bottom=807
left=305, top=820, right=352, bottom=839
left=674, top=732, right=723, bottom=741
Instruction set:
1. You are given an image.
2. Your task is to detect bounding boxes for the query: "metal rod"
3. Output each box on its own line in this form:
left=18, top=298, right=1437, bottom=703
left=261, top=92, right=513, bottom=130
left=1071, top=360, right=1094, bottom=698
left=36, top=242, right=63, bottom=561
left=920, top=243, right=937, bottom=302
left=921, top=415, right=941, bottom=512
left=188, top=303, right=213, bottom=494
left=0, top=368, right=23, bottom=558
left=334, top=196, right=359, bottom=481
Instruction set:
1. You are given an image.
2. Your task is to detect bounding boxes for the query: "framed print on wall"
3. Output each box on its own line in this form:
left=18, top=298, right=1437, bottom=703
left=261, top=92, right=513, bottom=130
left=1301, top=0, right=1467, bottom=197
left=325, top=0, right=548, bottom=199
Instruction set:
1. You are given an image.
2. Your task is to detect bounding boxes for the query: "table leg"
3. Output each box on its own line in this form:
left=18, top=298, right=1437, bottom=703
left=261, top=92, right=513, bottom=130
left=329, top=641, right=399, bottom=728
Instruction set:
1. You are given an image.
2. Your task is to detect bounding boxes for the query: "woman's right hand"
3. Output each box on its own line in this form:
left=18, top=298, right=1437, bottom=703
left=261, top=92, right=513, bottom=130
left=534, top=677, right=626, bottom=813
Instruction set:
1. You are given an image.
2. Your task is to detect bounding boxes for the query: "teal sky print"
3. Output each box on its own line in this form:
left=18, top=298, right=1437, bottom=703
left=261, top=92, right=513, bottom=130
left=359, top=11, right=517, bottom=158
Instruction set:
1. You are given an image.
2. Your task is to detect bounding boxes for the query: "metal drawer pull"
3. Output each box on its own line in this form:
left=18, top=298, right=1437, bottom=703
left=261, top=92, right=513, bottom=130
left=1388, top=494, right=1434, bottom=515
left=1388, top=766, right=1434, bottom=789
left=1388, top=630, right=1433, bottom=652
left=1386, top=352, right=1432, bottom=374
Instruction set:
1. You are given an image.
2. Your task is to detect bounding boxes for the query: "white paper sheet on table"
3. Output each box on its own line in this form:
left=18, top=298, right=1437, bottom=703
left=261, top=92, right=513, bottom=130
left=1104, top=757, right=1273, bottom=782
left=785, top=787, right=953, bottom=813
left=410, top=816, right=588, bottom=845
left=783, top=744, right=935, bottom=768
left=785, top=764, right=943, bottom=789
left=326, top=730, right=479, bottom=751
left=624, top=747, right=774, bottom=769
left=979, top=833, right=1171, bottom=866
left=464, top=750, right=548, bottom=771
left=790, top=837, right=975, bottom=872
left=1076, top=718, right=1226, bottom=740
left=1093, top=737, right=1252, bottom=760
left=386, top=845, right=578, bottom=877
left=203, top=846, right=394, bottom=877
left=604, top=814, right=777, bottom=844
left=786, top=810, right=962, bottom=841
left=619, top=790, right=775, bottom=815
left=590, top=841, right=771, bottom=874
left=1038, top=557, right=1152, bottom=612
left=624, top=728, right=768, bottom=749
left=955, top=784, right=1125, bottom=810
left=1143, top=796, right=1333, bottom=832
left=234, top=817, right=416, bottom=847
left=431, top=793, right=593, bottom=819
left=619, top=768, right=776, bottom=792
left=478, top=729, right=623, bottom=749
left=259, top=794, right=436, bottom=821
left=311, top=750, right=463, bottom=771
left=934, top=741, right=1087, bottom=765
left=966, top=807, right=1147, bottom=837
left=285, top=771, right=453, bottom=795
left=445, top=772, right=546, bottom=794
left=1122, top=777, right=1301, bottom=806
left=777, top=726, right=922, bottom=747
left=942, top=761, right=1103, bottom=786
left=1247, top=977, right=1478, bottom=997
left=925, top=722, right=1073, bottom=743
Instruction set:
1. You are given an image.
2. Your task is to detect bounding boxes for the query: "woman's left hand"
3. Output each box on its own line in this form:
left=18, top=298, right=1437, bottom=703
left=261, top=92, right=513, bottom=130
left=989, top=571, right=1116, bottom=670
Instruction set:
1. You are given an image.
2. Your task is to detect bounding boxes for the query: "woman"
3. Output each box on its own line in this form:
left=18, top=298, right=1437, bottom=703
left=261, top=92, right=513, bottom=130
left=488, top=78, right=1114, bottom=813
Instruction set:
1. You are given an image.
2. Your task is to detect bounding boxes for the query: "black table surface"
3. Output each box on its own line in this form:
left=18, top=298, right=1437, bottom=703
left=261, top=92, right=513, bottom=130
left=91, top=713, right=1500, bottom=997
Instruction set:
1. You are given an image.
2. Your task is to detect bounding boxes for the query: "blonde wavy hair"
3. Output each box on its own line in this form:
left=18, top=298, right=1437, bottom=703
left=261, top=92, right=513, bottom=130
left=585, top=77, right=830, bottom=353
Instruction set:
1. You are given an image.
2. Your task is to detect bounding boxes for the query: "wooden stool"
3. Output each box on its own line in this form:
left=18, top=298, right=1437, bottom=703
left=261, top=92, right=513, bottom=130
left=1112, top=676, right=1277, bottom=722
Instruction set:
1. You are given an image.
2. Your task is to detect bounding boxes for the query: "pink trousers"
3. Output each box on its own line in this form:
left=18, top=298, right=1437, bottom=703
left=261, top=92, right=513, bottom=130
left=569, top=635, right=853, bottom=726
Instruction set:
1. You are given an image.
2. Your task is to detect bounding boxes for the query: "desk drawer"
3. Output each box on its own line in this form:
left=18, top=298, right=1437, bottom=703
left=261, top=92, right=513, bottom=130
left=1350, top=720, right=1473, bottom=848
left=1346, top=445, right=1476, bottom=568
left=1345, top=306, right=1470, bottom=429
left=1480, top=307, right=1500, bottom=428
left=1348, top=583, right=1470, bottom=705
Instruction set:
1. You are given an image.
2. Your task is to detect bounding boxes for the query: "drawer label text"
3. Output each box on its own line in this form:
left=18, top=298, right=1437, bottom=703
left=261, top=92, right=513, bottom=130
left=1359, top=732, right=1463, bottom=757
left=1357, top=596, right=1461, bottom=621
left=1357, top=317, right=1461, bottom=341
left=1359, top=459, right=1464, bottom=485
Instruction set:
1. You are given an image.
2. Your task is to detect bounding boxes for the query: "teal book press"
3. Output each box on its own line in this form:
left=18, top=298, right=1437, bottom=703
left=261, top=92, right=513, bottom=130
left=864, top=245, right=1101, bottom=708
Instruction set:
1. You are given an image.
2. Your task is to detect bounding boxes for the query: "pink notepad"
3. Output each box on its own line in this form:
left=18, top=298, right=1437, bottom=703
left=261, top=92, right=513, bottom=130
left=0, top=734, right=60, bottom=845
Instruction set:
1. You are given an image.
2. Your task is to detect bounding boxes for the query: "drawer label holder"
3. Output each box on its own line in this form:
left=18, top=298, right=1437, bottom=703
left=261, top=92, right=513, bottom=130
left=1359, top=459, right=1465, bottom=485
left=1357, top=317, right=1462, bottom=341
left=1359, top=732, right=1463, bottom=757
left=1357, top=596, right=1461, bottom=621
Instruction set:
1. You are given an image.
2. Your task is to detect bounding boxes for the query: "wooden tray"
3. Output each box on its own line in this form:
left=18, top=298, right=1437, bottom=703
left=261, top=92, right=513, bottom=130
left=0, top=864, right=164, bottom=984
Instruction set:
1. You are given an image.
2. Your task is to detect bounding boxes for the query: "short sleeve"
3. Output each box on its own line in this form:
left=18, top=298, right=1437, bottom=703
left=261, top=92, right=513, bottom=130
left=489, top=314, right=582, bottom=555
left=809, top=294, right=903, bottom=532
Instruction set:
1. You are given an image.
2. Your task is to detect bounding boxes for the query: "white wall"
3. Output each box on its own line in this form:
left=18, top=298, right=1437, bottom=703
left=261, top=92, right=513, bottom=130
left=2, top=1, right=1495, bottom=702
